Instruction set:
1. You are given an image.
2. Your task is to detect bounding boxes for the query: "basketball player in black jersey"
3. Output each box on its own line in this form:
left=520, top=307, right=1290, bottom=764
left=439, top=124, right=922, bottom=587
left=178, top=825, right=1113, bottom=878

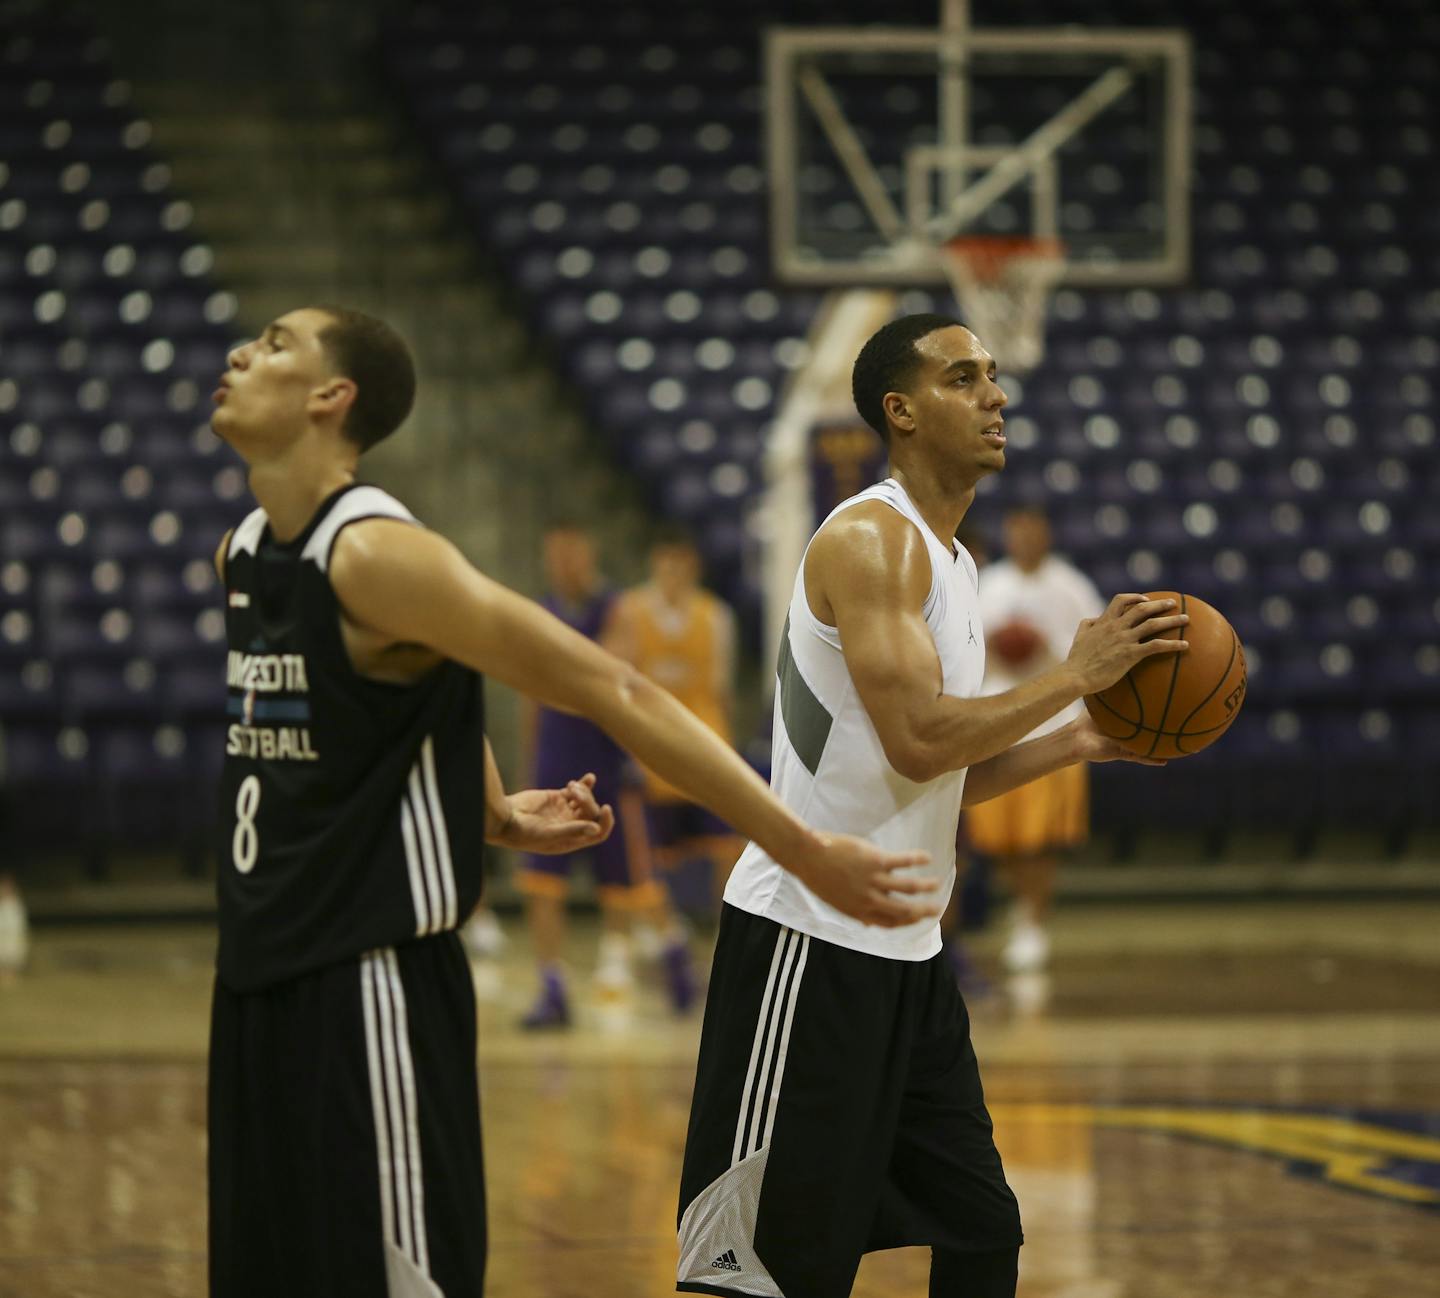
left=205, top=305, right=939, bottom=1297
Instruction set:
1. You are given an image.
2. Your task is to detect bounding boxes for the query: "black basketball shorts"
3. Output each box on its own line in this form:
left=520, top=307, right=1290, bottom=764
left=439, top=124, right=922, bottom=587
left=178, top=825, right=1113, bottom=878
left=677, top=904, right=1022, bottom=1298
left=209, top=934, right=486, bottom=1297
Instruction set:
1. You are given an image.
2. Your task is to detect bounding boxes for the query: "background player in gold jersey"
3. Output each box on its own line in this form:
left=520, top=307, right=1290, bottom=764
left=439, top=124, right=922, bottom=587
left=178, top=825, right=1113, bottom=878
left=609, top=528, right=748, bottom=919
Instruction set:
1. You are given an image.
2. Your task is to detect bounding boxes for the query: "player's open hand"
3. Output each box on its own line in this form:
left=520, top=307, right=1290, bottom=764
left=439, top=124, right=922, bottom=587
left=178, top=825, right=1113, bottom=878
left=791, top=834, right=940, bottom=928
left=491, top=773, right=616, bottom=855
left=1066, top=593, right=1189, bottom=694
left=1059, top=715, right=1168, bottom=767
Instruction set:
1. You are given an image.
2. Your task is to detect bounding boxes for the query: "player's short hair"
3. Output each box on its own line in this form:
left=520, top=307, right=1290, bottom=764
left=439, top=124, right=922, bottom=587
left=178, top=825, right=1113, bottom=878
left=851, top=312, right=965, bottom=442
left=313, top=306, right=417, bottom=452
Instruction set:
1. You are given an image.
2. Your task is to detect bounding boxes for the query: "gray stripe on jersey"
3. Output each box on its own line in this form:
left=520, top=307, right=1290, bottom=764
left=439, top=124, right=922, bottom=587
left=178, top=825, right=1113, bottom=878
left=777, top=613, right=833, bottom=777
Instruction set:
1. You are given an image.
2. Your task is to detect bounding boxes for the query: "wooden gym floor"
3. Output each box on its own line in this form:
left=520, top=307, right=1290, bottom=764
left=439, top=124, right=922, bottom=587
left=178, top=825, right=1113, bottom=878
left=1, top=898, right=1437, bottom=1297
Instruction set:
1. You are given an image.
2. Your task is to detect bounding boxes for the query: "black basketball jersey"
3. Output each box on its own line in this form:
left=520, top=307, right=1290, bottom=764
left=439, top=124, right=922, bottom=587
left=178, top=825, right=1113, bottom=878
left=216, top=484, right=487, bottom=992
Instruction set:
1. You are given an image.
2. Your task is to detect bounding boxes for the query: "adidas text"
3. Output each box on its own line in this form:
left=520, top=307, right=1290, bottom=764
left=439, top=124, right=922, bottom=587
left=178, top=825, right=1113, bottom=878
left=711, top=1249, right=742, bottom=1272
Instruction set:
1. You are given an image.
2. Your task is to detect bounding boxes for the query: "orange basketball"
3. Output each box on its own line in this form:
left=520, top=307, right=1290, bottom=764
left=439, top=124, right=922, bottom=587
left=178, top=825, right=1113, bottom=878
left=989, top=619, right=1043, bottom=666
left=1083, top=591, right=1247, bottom=760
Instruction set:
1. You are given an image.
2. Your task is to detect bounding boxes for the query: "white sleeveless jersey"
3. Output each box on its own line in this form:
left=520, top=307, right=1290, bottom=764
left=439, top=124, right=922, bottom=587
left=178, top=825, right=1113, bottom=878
left=725, top=479, right=986, bottom=960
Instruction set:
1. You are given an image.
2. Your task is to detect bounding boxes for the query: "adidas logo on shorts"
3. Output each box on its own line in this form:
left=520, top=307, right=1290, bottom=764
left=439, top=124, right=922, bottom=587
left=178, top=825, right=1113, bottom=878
left=710, top=1249, right=742, bottom=1272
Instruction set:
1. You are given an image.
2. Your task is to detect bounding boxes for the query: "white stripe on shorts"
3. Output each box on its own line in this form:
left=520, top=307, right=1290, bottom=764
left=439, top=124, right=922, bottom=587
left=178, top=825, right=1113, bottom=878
left=762, top=931, right=810, bottom=1151
left=732, top=926, right=810, bottom=1166
left=361, top=950, right=432, bottom=1276
left=360, top=955, right=397, bottom=1247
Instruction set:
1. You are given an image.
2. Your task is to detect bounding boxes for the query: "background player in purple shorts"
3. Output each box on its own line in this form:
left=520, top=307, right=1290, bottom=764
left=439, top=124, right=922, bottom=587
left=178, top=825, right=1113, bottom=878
left=517, top=523, right=696, bottom=1028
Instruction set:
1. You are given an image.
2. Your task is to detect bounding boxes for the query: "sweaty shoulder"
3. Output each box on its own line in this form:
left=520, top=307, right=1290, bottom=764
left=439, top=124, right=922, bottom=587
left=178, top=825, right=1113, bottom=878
left=327, top=515, right=434, bottom=589
left=805, top=499, right=932, bottom=626
left=325, top=516, right=463, bottom=661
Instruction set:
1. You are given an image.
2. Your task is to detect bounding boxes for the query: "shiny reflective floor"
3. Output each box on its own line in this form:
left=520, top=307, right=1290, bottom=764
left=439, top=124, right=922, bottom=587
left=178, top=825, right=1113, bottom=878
left=1, top=899, right=1437, bottom=1297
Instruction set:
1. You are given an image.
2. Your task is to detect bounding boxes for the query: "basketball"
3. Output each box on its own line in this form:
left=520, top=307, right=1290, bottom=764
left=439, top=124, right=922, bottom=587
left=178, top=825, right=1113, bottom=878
left=1084, top=592, right=1247, bottom=759
left=989, top=618, right=1043, bottom=665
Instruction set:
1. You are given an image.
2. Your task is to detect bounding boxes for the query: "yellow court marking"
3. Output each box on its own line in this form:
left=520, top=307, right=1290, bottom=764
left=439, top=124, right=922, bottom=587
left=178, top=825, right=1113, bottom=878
left=989, top=1104, right=1440, bottom=1207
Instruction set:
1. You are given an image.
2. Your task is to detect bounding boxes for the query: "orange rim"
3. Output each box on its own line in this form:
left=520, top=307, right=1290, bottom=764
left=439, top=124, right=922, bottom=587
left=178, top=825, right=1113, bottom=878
left=943, top=235, right=1065, bottom=282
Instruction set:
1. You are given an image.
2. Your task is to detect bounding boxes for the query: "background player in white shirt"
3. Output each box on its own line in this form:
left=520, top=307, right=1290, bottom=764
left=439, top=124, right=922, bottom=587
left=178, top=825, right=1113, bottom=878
left=968, top=506, right=1106, bottom=973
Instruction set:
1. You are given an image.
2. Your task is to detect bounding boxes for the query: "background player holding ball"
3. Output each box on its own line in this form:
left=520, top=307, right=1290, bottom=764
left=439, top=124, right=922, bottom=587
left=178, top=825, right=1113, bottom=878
left=967, top=505, right=1108, bottom=973
left=970, top=512, right=1248, bottom=973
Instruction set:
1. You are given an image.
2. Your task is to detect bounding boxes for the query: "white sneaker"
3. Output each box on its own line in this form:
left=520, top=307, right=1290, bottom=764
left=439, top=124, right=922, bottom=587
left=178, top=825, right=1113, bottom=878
left=593, top=962, right=634, bottom=999
left=630, top=921, right=664, bottom=962
left=1002, top=921, right=1050, bottom=973
left=1007, top=971, right=1051, bottom=1017
left=462, top=909, right=507, bottom=959
left=0, top=891, right=30, bottom=977
left=593, top=932, right=634, bottom=999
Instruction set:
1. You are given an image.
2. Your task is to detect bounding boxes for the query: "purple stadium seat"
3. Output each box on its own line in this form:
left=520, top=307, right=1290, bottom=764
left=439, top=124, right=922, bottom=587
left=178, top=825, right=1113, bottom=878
left=5, top=0, right=1437, bottom=852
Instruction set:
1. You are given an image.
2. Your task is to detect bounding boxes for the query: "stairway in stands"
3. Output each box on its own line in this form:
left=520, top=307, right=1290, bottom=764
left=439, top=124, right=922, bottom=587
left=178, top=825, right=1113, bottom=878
left=86, top=0, right=651, bottom=769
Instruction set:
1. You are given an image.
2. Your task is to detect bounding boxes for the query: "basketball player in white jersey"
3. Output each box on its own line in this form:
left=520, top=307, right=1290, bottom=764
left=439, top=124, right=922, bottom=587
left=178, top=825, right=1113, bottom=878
left=676, top=314, right=1188, bottom=1298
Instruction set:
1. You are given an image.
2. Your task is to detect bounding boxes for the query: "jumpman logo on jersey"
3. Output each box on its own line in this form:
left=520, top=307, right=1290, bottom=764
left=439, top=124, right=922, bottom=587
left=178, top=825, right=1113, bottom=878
left=967, top=615, right=977, bottom=646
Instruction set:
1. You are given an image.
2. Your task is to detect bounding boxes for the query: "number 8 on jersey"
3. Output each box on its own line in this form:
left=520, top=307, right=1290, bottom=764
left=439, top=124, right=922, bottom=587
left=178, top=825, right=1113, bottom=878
left=233, top=775, right=261, bottom=874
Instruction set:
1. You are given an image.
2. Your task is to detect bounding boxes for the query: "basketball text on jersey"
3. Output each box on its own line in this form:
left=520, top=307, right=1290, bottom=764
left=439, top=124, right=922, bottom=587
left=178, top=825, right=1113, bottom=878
left=227, top=649, right=310, bottom=692
left=225, top=649, right=318, bottom=761
left=226, top=724, right=319, bottom=762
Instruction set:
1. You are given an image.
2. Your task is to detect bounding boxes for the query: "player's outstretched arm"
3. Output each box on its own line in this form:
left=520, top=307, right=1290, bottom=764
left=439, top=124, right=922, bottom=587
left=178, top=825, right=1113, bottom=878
left=330, top=520, right=937, bottom=927
left=810, top=505, right=1189, bottom=784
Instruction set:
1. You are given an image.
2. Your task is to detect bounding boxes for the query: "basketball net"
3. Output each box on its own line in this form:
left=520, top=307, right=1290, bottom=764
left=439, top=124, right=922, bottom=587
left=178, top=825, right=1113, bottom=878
left=939, top=235, right=1065, bottom=373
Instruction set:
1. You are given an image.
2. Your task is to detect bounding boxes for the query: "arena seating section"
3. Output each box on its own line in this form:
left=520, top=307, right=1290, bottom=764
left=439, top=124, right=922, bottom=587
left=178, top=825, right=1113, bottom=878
left=384, top=0, right=1440, bottom=851
left=1, top=5, right=242, bottom=866
left=1, top=0, right=1436, bottom=865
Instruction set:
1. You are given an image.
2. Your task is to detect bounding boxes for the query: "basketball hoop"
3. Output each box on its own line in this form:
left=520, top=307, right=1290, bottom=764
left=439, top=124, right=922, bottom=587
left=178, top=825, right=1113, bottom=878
left=939, top=235, right=1065, bottom=373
